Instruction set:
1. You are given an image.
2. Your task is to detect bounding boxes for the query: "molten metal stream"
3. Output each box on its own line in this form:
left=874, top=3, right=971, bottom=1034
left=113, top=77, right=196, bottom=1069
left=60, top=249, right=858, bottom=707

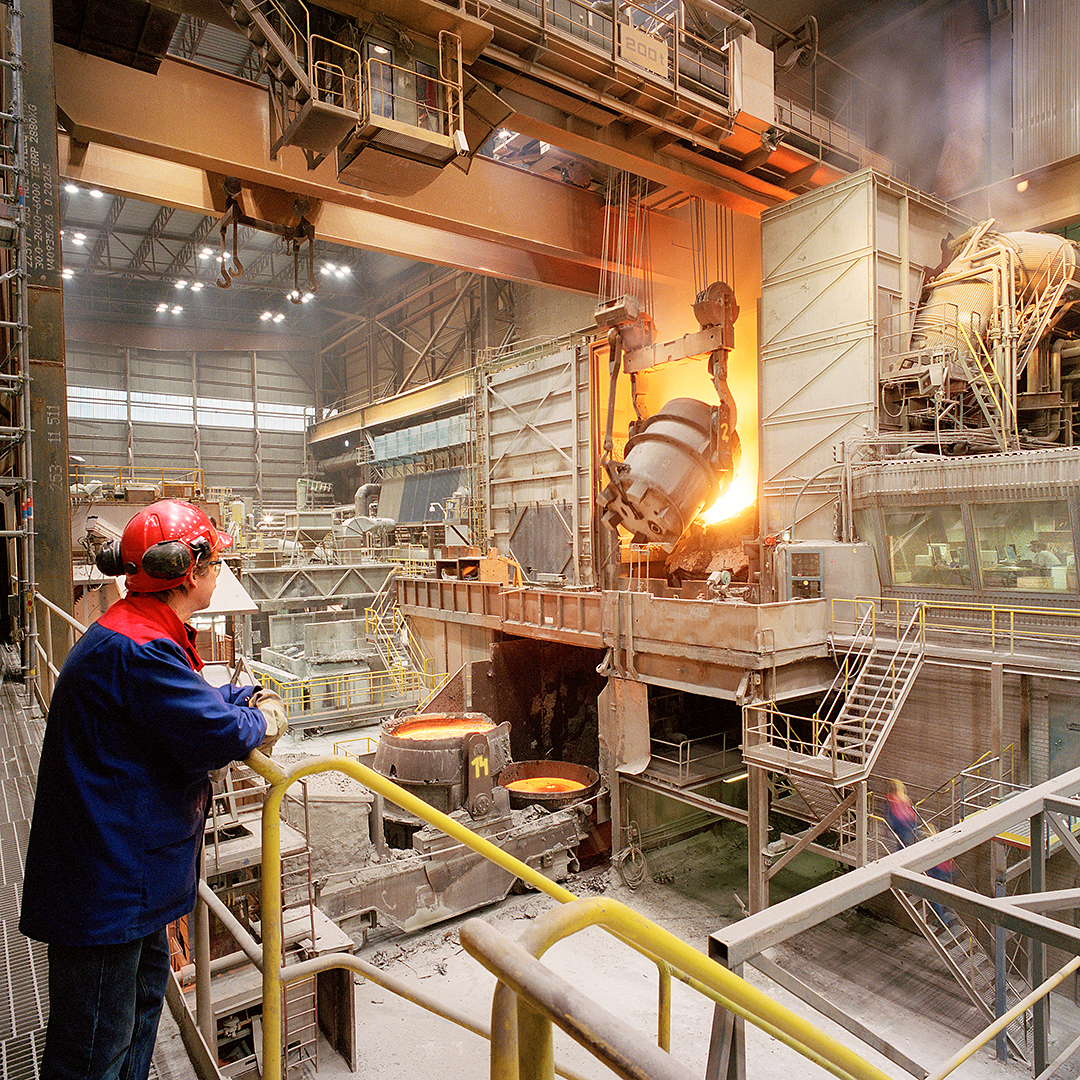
left=393, top=718, right=493, bottom=740
left=504, top=777, right=586, bottom=794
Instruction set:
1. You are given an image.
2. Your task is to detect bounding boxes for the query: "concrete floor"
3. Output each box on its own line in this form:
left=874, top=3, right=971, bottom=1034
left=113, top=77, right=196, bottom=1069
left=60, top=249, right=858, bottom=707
left=17, top=720, right=1080, bottom=1080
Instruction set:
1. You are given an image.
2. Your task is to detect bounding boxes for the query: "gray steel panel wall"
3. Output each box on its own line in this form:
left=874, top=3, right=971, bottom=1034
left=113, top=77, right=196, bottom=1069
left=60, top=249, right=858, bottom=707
left=758, top=171, right=964, bottom=542
left=852, top=446, right=1080, bottom=504
left=481, top=346, right=592, bottom=584
left=66, top=343, right=126, bottom=391
left=65, top=344, right=312, bottom=503
left=1014, top=0, right=1080, bottom=173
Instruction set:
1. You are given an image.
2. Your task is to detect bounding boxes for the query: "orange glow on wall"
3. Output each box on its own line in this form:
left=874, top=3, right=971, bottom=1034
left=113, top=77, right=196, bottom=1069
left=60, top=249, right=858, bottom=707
left=592, top=208, right=761, bottom=535
left=641, top=210, right=761, bottom=527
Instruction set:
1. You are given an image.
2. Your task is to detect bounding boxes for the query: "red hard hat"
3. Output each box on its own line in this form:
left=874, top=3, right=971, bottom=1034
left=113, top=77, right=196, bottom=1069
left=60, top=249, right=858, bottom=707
left=117, top=499, right=232, bottom=593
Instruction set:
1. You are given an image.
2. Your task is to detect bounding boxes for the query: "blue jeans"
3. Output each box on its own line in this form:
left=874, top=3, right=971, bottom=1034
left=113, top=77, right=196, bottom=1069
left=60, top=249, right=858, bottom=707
left=40, top=927, right=171, bottom=1080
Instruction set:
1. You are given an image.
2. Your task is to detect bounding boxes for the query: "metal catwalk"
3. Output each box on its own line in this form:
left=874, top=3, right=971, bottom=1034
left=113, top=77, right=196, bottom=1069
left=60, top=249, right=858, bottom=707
left=0, top=678, right=197, bottom=1080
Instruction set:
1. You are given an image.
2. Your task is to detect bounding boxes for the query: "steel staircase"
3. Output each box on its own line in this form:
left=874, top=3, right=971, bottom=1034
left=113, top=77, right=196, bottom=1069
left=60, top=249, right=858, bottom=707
left=1015, top=248, right=1080, bottom=378
left=744, top=607, right=925, bottom=786
left=893, top=890, right=1030, bottom=1062
left=954, top=331, right=1018, bottom=451
left=224, top=0, right=360, bottom=156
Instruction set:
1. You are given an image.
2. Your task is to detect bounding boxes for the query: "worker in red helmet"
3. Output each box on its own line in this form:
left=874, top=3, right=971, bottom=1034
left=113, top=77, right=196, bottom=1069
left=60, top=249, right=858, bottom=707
left=20, top=499, right=287, bottom=1080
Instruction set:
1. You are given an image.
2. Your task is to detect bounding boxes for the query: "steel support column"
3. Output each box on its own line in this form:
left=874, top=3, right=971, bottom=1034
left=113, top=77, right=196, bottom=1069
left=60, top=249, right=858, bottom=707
left=747, top=764, right=768, bottom=914
left=1031, top=807, right=1047, bottom=1075
left=24, top=0, right=73, bottom=658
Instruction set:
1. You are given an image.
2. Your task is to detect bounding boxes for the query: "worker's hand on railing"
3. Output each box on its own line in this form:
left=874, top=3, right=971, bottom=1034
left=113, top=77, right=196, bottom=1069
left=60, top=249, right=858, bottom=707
left=251, top=688, right=288, bottom=753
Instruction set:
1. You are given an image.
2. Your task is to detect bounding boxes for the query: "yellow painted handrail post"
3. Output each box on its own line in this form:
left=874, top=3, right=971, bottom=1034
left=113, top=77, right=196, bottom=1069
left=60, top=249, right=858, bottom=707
left=517, top=998, right=556, bottom=1080
left=491, top=981, right=520, bottom=1080
left=254, top=751, right=289, bottom=1080
left=657, top=958, right=672, bottom=1052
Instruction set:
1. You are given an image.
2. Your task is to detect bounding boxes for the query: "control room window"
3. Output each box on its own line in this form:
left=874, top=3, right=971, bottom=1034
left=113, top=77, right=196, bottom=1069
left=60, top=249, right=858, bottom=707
left=883, top=505, right=970, bottom=587
left=972, top=500, right=1075, bottom=592
left=414, top=61, right=442, bottom=133
left=366, top=42, right=394, bottom=119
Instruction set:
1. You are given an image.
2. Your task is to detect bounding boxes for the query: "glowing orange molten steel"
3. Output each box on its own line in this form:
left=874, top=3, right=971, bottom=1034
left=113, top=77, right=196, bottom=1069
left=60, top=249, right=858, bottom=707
left=394, top=718, right=493, bottom=740
left=504, top=777, right=586, bottom=794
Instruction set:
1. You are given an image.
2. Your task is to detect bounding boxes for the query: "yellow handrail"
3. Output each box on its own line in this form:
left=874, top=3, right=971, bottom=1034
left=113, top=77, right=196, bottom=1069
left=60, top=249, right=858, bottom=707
left=957, top=320, right=1017, bottom=447
left=462, top=896, right=893, bottom=1080
left=927, top=953, right=1080, bottom=1080
left=244, top=750, right=895, bottom=1080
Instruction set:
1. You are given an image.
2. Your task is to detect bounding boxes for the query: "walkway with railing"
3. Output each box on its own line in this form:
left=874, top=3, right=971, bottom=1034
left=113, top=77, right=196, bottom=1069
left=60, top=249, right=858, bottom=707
left=833, top=596, right=1080, bottom=662
left=24, top=590, right=901, bottom=1080
left=28, top=589, right=1080, bottom=1080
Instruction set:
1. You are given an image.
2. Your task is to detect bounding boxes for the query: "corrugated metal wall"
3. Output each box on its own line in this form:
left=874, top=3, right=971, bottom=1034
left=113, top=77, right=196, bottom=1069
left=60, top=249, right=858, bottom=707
left=1014, top=0, right=1080, bottom=174
left=66, top=344, right=314, bottom=504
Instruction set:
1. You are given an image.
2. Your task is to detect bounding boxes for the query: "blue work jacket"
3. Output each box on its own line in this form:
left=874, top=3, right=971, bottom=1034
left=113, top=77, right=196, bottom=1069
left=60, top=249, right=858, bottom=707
left=20, top=594, right=267, bottom=946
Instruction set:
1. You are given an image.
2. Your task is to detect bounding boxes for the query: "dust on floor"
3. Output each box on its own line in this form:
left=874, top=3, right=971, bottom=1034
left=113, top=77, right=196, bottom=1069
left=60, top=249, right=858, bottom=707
left=297, top=827, right=1077, bottom=1080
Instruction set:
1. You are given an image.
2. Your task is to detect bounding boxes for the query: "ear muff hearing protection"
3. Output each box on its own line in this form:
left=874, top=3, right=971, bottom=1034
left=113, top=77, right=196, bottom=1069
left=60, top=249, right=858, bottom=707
left=96, top=534, right=212, bottom=580
left=95, top=540, right=128, bottom=577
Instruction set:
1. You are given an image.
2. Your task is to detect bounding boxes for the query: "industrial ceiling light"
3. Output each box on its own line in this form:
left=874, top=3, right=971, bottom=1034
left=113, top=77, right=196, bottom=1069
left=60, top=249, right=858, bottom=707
left=64, top=183, right=78, bottom=194
left=200, top=247, right=214, bottom=258
left=260, top=311, right=272, bottom=321
left=301, top=292, right=313, bottom=303
left=372, top=44, right=388, bottom=54
left=272, top=312, right=285, bottom=323
left=171, top=305, right=183, bottom=314
left=89, top=188, right=103, bottom=198
left=156, top=302, right=168, bottom=312
left=190, top=282, right=204, bottom=292
left=71, top=234, right=84, bottom=246
left=61, top=268, right=73, bottom=280
left=175, top=279, right=187, bottom=289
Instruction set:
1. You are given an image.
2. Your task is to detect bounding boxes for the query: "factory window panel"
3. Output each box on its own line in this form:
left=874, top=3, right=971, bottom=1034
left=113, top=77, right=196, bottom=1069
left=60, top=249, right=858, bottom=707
left=413, top=62, right=442, bottom=133
left=884, top=505, right=970, bottom=587
left=972, top=500, right=1075, bottom=592
left=366, top=42, right=394, bottom=120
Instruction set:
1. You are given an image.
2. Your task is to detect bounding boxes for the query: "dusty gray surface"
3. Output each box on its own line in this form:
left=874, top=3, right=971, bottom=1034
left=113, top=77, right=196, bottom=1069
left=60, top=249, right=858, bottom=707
left=291, top=829, right=1080, bottom=1079
left=269, top=733, right=1080, bottom=1080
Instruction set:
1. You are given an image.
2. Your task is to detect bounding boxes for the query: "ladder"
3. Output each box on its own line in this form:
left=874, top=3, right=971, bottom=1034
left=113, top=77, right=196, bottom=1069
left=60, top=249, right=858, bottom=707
left=225, top=0, right=360, bottom=158
left=1, top=0, right=36, bottom=677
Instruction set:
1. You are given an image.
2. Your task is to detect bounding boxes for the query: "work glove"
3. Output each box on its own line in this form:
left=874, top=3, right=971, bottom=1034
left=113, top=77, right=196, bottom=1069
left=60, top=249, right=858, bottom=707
left=250, top=688, right=288, bottom=753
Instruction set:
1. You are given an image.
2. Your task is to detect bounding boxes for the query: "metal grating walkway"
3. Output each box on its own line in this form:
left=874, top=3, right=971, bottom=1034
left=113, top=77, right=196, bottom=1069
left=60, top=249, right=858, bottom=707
left=0, top=678, right=199, bottom=1080
left=0, top=678, right=47, bottom=1080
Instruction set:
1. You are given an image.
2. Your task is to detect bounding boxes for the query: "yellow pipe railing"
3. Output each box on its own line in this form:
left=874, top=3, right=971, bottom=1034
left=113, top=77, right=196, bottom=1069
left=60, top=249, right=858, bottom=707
left=834, top=596, right=1080, bottom=656
left=244, top=749, right=576, bottom=1080
left=70, top=464, right=205, bottom=493
left=926, top=953, right=1080, bottom=1080
left=464, top=896, right=893, bottom=1080
left=242, top=751, right=896, bottom=1080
